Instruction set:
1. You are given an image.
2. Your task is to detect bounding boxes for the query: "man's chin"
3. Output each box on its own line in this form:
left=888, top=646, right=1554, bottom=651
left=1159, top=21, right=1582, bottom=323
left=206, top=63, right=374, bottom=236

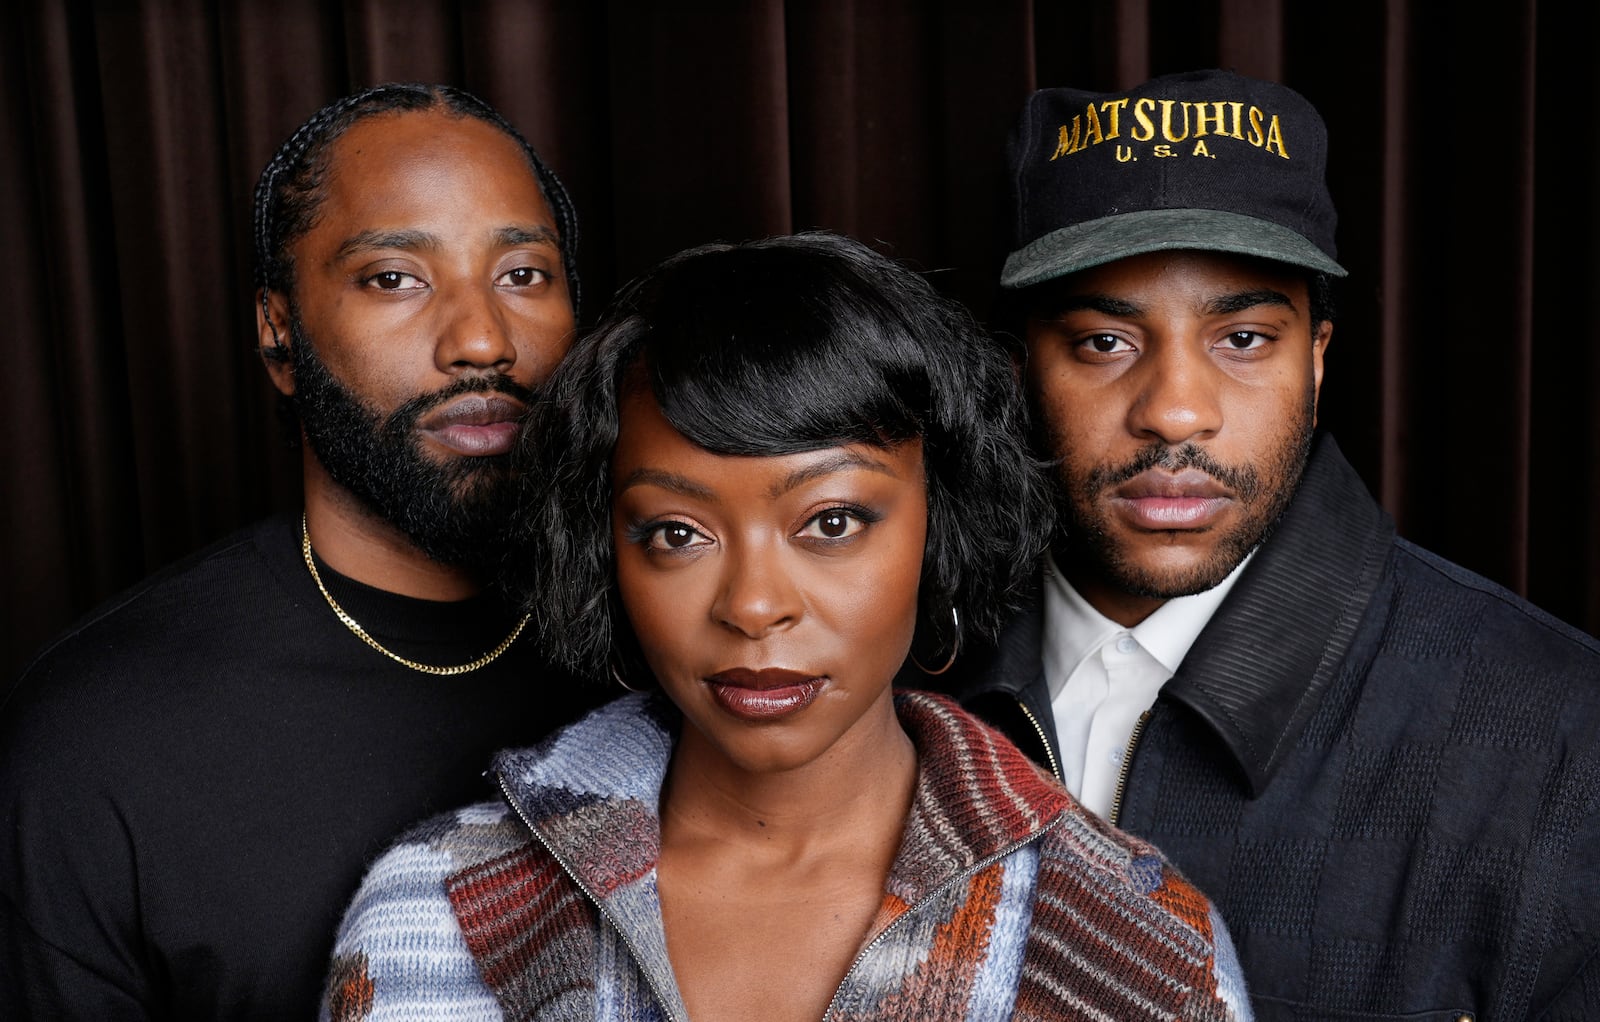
left=1068, top=534, right=1254, bottom=602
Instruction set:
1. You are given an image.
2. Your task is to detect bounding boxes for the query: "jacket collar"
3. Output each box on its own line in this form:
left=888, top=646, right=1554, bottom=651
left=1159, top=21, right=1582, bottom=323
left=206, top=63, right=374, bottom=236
left=492, top=690, right=1071, bottom=946
left=1159, top=433, right=1393, bottom=796
left=947, top=434, right=1393, bottom=799
left=877, top=692, right=1069, bottom=922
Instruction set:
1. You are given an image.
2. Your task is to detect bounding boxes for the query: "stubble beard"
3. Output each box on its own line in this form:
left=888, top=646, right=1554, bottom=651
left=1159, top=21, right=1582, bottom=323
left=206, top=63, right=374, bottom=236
left=287, top=313, right=533, bottom=574
left=1049, top=391, right=1316, bottom=602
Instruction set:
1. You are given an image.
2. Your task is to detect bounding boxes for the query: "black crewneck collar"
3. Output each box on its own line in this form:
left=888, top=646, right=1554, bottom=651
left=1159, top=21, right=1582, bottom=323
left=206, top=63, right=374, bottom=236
left=263, top=514, right=525, bottom=657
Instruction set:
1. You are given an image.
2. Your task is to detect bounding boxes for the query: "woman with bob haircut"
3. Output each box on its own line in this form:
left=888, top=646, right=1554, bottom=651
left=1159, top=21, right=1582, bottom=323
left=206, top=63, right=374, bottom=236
left=322, top=232, right=1250, bottom=1021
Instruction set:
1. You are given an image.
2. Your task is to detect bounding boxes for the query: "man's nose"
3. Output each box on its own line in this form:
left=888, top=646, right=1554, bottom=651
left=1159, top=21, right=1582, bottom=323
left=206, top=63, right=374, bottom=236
left=1125, top=342, right=1223, bottom=445
left=435, top=285, right=517, bottom=373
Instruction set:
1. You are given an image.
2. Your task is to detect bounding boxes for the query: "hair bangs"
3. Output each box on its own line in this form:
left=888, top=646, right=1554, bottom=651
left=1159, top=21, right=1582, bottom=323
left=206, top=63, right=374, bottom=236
left=645, top=320, right=930, bottom=459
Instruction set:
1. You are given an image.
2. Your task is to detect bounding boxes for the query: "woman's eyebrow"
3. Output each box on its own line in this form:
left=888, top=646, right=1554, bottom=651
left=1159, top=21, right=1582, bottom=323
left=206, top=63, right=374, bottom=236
left=615, top=468, right=717, bottom=501
left=773, top=451, right=898, bottom=497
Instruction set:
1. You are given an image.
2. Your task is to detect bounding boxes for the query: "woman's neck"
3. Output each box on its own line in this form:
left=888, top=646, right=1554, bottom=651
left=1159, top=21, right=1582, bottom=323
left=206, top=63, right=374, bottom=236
left=659, top=695, right=918, bottom=859
left=655, top=693, right=920, bottom=1022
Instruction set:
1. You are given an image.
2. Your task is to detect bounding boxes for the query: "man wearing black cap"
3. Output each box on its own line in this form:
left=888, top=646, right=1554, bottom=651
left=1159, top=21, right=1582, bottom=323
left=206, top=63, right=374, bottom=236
left=947, top=69, right=1600, bottom=1017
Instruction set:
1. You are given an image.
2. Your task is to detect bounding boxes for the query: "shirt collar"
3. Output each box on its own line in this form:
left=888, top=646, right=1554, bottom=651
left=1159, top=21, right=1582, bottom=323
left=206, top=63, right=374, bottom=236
left=1042, top=549, right=1255, bottom=688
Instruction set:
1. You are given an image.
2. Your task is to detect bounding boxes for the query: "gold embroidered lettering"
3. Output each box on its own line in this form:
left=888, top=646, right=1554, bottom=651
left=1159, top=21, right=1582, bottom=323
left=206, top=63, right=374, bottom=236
left=1082, top=103, right=1105, bottom=147
left=1192, top=139, right=1214, bottom=158
left=1226, top=102, right=1245, bottom=139
left=1247, top=106, right=1266, bottom=147
left=1192, top=101, right=1227, bottom=138
left=1132, top=98, right=1156, bottom=141
left=1154, top=144, right=1176, bottom=158
left=1263, top=114, right=1289, bottom=158
left=1100, top=98, right=1129, bottom=139
left=1050, top=119, right=1082, bottom=160
left=1159, top=100, right=1190, bottom=142
left=1116, top=144, right=1136, bottom=162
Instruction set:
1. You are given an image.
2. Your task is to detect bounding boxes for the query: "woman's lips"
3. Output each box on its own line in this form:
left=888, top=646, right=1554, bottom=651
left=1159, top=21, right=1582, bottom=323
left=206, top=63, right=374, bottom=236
left=1111, top=469, right=1231, bottom=530
left=704, top=667, right=824, bottom=722
left=419, top=395, right=527, bottom=456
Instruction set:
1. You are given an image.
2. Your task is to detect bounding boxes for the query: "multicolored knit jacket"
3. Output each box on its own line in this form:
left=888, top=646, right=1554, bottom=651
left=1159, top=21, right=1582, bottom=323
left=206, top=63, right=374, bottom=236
left=322, top=690, right=1251, bottom=1021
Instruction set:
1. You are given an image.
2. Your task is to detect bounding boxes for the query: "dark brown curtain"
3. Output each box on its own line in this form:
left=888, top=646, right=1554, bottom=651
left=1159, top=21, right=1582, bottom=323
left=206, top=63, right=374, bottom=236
left=6, top=0, right=1598, bottom=679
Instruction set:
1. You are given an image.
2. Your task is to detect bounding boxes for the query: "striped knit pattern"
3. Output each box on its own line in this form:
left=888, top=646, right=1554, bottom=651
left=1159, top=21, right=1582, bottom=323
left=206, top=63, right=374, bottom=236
left=323, top=691, right=1249, bottom=1020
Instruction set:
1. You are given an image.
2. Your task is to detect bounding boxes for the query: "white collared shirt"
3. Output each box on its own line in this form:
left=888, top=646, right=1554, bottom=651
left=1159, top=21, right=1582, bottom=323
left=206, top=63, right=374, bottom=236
left=1041, top=550, right=1253, bottom=818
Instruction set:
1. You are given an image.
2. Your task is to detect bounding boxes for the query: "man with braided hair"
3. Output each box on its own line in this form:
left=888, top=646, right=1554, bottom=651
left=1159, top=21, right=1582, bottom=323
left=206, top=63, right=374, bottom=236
left=0, top=84, right=601, bottom=1018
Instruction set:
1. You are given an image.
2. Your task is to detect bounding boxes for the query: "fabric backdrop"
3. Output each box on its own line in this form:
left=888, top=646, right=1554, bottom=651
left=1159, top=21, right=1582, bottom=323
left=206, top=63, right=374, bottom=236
left=5, top=0, right=1597, bottom=679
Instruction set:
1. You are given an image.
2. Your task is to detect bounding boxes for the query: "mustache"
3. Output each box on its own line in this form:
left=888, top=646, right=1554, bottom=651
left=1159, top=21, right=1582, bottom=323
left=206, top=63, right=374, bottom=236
left=380, top=373, right=536, bottom=436
left=1085, top=441, right=1262, bottom=500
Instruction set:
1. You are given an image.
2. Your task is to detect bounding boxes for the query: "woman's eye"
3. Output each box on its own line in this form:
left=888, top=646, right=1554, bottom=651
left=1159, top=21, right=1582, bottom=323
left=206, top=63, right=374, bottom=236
left=646, top=523, right=709, bottom=551
left=498, top=266, right=550, bottom=287
left=800, top=510, right=865, bottom=541
left=365, top=270, right=424, bottom=291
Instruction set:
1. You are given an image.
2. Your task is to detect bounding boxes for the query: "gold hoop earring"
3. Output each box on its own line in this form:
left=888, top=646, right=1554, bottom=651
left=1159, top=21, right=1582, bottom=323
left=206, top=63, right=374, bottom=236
left=911, top=606, right=960, bottom=676
left=610, top=657, right=646, bottom=693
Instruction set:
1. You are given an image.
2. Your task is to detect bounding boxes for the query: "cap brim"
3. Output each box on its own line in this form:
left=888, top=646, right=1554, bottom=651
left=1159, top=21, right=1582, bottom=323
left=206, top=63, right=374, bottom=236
left=1001, top=208, right=1348, bottom=288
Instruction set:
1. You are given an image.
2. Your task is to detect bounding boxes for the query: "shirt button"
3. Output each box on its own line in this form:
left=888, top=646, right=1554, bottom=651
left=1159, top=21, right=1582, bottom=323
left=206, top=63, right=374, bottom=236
left=1109, top=748, right=1123, bottom=765
left=1116, top=635, right=1137, bottom=654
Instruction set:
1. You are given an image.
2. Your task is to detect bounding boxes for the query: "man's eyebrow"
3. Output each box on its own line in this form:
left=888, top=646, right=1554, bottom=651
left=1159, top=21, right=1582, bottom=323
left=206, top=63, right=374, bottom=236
left=1206, top=288, right=1297, bottom=316
left=1044, top=294, right=1145, bottom=318
left=334, top=229, right=440, bottom=260
left=495, top=224, right=561, bottom=247
left=772, top=450, right=900, bottom=497
left=616, top=468, right=717, bottom=502
left=334, top=225, right=560, bottom=261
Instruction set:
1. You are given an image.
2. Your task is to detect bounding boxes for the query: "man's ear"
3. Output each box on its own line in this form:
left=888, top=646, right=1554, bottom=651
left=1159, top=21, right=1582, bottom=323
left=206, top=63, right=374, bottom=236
left=1311, top=319, right=1332, bottom=427
left=257, top=288, right=295, bottom=396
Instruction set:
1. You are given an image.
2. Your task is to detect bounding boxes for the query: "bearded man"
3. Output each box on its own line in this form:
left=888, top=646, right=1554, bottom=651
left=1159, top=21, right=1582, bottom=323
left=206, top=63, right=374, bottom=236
left=0, top=84, right=601, bottom=1019
left=945, top=70, right=1600, bottom=1018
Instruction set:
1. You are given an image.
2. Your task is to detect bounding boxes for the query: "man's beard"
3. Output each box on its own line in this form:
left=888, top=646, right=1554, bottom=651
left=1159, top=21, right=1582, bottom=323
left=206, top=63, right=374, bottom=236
left=1050, top=391, right=1316, bottom=601
left=288, top=314, right=533, bottom=574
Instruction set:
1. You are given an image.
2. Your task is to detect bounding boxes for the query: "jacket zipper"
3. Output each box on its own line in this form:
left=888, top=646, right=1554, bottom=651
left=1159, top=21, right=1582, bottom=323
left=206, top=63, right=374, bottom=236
left=502, top=774, right=1064, bottom=1022
left=821, top=813, right=1067, bottom=1021
left=1013, top=695, right=1062, bottom=782
left=1108, top=710, right=1151, bottom=828
left=496, top=773, right=683, bottom=1022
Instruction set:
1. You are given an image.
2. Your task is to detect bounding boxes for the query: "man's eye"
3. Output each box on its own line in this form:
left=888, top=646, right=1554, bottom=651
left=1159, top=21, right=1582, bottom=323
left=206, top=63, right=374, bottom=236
left=365, top=270, right=423, bottom=291
left=646, top=523, right=709, bottom=551
left=1080, top=334, right=1134, bottom=354
left=1219, top=331, right=1270, bottom=350
left=799, top=510, right=866, bottom=541
left=498, top=267, right=550, bottom=287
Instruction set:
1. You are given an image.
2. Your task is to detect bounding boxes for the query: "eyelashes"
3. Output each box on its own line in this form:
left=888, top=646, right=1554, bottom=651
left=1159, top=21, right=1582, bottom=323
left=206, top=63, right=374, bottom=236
left=622, top=503, right=884, bottom=554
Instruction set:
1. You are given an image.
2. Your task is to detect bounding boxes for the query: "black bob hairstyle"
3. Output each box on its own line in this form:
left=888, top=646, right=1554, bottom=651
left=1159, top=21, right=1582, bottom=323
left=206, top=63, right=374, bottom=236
left=509, top=231, right=1054, bottom=684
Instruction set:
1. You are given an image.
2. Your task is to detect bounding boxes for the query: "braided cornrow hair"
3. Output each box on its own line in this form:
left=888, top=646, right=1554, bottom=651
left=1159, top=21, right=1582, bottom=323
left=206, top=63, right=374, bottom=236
left=252, top=82, right=580, bottom=360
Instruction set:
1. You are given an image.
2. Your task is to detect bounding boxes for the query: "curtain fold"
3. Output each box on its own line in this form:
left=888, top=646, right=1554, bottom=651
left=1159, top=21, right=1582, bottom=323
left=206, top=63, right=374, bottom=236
left=5, top=0, right=1595, bottom=678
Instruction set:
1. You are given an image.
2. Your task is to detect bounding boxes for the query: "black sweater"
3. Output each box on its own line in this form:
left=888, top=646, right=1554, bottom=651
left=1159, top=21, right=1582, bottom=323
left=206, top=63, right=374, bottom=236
left=0, top=515, right=604, bottom=1019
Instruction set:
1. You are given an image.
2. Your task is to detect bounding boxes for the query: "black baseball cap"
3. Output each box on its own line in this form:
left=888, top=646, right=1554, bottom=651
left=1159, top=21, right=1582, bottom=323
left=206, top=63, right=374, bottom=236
left=1002, top=69, right=1346, bottom=289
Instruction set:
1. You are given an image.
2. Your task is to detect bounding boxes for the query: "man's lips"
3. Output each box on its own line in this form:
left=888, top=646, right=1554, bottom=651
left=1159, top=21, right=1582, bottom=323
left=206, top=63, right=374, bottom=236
left=1110, top=469, right=1232, bottom=530
left=418, top=394, right=527, bottom=456
left=704, top=667, right=824, bottom=721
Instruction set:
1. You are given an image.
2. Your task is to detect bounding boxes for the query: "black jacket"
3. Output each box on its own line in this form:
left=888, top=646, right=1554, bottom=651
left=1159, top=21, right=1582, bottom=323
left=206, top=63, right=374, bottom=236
left=940, top=434, right=1600, bottom=1020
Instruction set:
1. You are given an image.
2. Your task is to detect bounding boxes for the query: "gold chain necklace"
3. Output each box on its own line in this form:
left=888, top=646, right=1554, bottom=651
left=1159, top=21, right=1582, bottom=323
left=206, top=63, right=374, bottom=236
left=300, top=513, right=530, bottom=676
